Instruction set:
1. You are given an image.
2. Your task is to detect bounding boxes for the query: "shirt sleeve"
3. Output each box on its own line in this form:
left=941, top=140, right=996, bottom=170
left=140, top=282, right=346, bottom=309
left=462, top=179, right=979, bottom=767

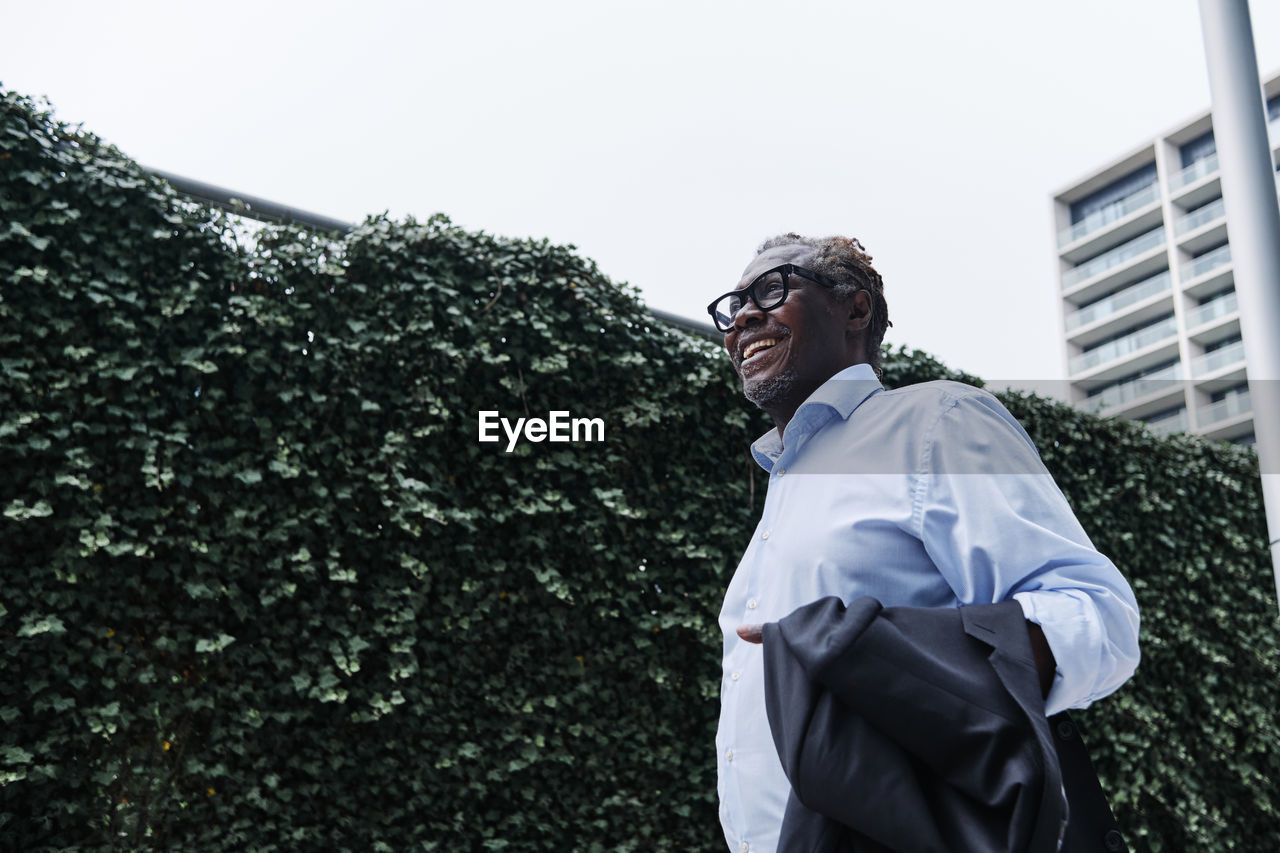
left=911, top=390, right=1140, bottom=715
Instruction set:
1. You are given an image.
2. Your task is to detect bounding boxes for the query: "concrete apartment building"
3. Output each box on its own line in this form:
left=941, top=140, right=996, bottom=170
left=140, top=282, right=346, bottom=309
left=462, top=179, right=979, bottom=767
left=1051, top=74, right=1280, bottom=445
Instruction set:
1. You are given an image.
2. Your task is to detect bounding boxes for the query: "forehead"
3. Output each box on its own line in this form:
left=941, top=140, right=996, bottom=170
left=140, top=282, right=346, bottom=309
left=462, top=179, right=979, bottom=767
left=736, top=243, right=817, bottom=289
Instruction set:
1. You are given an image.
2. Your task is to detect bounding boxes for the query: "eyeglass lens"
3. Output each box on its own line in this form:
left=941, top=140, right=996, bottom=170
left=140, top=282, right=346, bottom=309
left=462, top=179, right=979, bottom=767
left=713, top=270, right=788, bottom=330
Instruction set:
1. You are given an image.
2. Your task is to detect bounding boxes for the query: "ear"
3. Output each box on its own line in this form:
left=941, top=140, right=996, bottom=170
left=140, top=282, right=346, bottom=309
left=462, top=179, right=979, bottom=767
left=845, top=289, right=872, bottom=333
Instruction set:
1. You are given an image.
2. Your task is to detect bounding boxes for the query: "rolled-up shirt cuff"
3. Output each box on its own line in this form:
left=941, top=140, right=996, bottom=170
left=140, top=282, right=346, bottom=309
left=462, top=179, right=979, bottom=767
left=1013, top=588, right=1138, bottom=716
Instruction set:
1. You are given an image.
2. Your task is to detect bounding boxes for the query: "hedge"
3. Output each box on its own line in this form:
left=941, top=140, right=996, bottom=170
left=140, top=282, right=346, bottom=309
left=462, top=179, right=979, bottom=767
left=1, top=89, right=1277, bottom=852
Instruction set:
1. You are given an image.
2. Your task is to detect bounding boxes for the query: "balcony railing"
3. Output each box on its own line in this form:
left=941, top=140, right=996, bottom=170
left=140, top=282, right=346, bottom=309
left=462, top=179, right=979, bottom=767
left=1065, top=271, right=1171, bottom=331
left=1085, top=362, right=1183, bottom=411
left=1191, top=340, right=1246, bottom=377
left=1175, top=197, right=1225, bottom=235
left=1145, top=409, right=1189, bottom=435
left=1201, top=390, right=1251, bottom=425
left=1186, top=290, right=1238, bottom=328
left=1184, top=244, right=1232, bottom=280
left=1062, top=227, right=1166, bottom=289
left=1069, top=315, right=1179, bottom=374
left=1172, top=153, right=1219, bottom=189
left=1058, top=182, right=1160, bottom=247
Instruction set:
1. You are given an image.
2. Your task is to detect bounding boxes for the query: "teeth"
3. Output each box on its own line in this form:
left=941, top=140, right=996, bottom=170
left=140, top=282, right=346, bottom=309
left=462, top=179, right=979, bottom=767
left=743, top=338, right=778, bottom=361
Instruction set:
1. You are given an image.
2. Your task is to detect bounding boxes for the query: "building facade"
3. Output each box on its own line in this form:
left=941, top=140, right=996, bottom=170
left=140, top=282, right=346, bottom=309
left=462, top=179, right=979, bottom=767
left=1052, top=74, right=1280, bottom=445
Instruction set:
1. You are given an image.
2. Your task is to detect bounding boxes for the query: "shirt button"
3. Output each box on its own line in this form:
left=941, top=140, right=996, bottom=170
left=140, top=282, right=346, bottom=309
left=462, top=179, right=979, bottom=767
left=731, top=671, right=741, bottom=681
left=725, top=749, right=734, bottom=761
left=747, top=599, right=757, bottom=609
left=740, top=843, right=750, bottom=853
left=761, top=530, right=770, bottom=540
left=776, top=467, right=786, bottom=477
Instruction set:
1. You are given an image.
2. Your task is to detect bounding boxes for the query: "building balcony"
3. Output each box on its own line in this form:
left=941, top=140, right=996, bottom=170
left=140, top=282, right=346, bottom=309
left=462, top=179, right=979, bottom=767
left=1197, top=390, right=1255, bottom=442
left=1182, top=263, right=1235, bottom=302
left=1186, top=290, right=1238, bottom=330
left=1064, top=271, right=1171, bottom=336
left=1171, top=153, right=1219, bottom=190
left=1145, top=408, right=1189, bottom=435
left=1069, top=315, right=1179, bottom=375
left=1175, top=197, right=1225, bottom=235
left=1200, top=390, right=1251, bottom=426
left=1061, top=227, right=1166, bottom=291
left=1057, top=183, right=1161, bottom=249
left=1086, top=362, right=1184, bottom=414
left=1182, top=244, right=1232, bottom=282
left=1191, top=340, right=1246, bottom=378
left=1169, top=160, right=1222, bottom=209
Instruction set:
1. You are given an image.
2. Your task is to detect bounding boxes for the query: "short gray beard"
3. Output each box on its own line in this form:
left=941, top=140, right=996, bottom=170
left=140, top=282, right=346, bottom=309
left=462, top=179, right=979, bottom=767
left=743, top=367, right=798, bottom=410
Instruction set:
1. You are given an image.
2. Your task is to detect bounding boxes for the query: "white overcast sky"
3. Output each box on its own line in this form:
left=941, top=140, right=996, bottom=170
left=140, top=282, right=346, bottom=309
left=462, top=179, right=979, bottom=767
left=7, top=1, right=1280, bottom=388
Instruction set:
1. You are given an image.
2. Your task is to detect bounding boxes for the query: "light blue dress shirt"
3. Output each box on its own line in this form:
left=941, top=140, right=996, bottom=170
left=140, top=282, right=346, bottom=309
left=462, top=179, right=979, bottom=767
left=716, top=364, right=1140, bottom=853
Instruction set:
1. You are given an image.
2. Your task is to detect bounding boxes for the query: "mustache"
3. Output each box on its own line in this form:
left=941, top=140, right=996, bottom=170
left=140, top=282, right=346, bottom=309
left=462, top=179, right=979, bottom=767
left=732, top=328, right=791, bottom=368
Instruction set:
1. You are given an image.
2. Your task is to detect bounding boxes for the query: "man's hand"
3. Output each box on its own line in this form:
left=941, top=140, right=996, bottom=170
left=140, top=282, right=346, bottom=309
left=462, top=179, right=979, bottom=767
left=1026, top=620, right=1056, bottom=699
left=737, top=624, right=764, bottom=644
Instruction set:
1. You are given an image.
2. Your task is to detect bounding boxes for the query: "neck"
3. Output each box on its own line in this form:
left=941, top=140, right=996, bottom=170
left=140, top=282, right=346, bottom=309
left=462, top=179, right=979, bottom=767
left=768, top=407, right=796, bottom=440
left=765, top=359, right=872, bottom=441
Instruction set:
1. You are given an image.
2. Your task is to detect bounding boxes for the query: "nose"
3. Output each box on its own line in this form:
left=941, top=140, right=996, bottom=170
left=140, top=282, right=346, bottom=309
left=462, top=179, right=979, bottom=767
left=732, top=296, right=766, bottom=331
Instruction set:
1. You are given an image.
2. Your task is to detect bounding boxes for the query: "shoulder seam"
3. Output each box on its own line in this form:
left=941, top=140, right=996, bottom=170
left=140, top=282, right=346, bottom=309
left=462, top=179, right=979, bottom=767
left=909, top=394, right=963, bottom=537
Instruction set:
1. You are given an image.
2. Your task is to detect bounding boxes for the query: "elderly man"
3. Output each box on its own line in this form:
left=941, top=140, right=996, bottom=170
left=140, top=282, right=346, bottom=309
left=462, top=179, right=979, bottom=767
left=707, top=234, right=1140, bottom=853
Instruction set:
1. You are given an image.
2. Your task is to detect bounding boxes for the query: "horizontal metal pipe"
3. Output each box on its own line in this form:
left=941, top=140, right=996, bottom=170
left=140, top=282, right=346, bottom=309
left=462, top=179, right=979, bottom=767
left=143, top=166, right=721, bottom=342
left=146, top=166, right=357, bottom=234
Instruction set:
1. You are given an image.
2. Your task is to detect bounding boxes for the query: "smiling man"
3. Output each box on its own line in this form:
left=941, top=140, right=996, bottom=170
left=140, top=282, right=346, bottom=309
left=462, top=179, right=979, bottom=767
left=708, top=234, right=1140, bottom=852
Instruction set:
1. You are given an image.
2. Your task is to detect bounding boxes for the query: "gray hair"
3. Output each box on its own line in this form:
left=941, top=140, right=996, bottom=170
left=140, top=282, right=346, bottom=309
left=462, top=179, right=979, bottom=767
left=755, top=233, right=892, bottom=375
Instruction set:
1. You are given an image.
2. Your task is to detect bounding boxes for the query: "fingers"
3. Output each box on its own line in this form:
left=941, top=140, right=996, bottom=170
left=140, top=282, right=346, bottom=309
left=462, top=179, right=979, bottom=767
left=736, top=624, right=764, bottom=644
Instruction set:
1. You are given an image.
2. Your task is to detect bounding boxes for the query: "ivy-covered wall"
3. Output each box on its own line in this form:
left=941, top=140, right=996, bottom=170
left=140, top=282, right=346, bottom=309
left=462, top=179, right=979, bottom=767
left=2, top=90, right=1277, bottom=852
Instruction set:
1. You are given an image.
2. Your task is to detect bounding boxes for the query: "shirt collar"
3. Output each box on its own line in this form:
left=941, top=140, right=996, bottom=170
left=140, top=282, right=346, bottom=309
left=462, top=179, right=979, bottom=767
left=749, top=363, right=883, bottom=470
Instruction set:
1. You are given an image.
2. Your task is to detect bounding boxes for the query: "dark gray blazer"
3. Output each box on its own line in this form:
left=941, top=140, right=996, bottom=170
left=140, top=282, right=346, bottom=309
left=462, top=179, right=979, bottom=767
left=761, top=597, right=1127, bottom=852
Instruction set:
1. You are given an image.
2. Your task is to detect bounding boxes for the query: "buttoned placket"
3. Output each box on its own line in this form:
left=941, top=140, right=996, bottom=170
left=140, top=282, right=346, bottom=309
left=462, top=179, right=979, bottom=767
left=723, top=442, right=792, bottom=853
left=725, top=397, right=857, bottom=853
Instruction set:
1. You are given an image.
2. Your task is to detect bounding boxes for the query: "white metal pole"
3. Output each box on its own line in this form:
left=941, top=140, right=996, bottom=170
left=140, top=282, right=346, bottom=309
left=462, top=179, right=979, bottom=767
left=1198, top=0, right=1280, bottom=609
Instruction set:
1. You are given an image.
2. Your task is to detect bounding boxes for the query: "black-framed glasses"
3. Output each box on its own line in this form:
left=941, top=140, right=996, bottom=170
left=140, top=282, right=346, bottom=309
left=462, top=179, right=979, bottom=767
left=706, top=263, right=845, bottom=333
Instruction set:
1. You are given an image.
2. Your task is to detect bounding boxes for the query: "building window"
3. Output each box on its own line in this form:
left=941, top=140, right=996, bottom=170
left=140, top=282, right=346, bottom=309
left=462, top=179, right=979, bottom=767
left=1204, top=334, right=1243, bottom=354
left=1068, top=163, right=1158, bottom=225
left=1188, top=240, right=1231, bottom=269
left=1081, top=313, right=1176, bottom=354
left=1085, top=359, right=1182, bottom=409
left=1180, top=131, right=1216, bottom=168
left=1090, top=359, right=1182, bottom=393
left=1143, top=406, right=1188, bottom=435
left=1145, top=406, right=1185, bottom=421
left=1210, top=383, right=1250, bottom=404
left=1198, top=286, right=1235, bottom=305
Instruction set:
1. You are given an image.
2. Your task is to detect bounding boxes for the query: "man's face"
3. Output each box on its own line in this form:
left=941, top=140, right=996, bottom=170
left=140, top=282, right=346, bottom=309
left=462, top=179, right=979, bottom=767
left=723, top=244, right=859, bottom=419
